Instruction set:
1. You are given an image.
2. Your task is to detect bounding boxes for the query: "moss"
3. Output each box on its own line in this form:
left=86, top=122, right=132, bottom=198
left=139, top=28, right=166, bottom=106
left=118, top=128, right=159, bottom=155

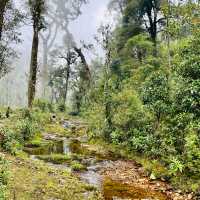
left=36, top=154, right=71, bottom=164
left=44, top=124, right=70, bottom=136
left=25, top=137, right=45, bottom=148
left=6, top=155, right=101, bottom=200
left=103, top=177, right=168, bottom=200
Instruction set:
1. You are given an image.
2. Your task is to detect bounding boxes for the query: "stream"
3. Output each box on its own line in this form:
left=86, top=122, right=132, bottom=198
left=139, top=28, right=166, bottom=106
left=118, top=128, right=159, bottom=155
left=23, top=122, right=172, bottom=200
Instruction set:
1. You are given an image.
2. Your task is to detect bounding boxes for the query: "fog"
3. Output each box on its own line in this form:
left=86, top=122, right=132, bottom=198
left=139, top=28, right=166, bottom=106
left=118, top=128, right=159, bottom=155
left=0, top=0, right=111, bottom=107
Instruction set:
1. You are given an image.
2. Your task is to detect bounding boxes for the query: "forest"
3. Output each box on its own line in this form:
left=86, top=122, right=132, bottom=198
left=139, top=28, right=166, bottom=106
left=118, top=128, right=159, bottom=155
left=0, top=0, right=200, bottom=199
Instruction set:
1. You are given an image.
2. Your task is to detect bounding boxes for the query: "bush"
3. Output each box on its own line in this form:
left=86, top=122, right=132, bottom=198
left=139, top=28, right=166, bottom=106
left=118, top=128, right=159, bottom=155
left=0, top=128, right=22, bottom=155
left=18, top=119, right=37, bottom=141
left=33, top=99, right=54, bottom=113
left=111, top=88, right=153, bottom=144
left=131, top=134, right=155, bottom=154
left=71, top=161, right=86, bottom=171
left=184, top=127, right=200, bottom=177
left=20, top=108, right=32, bottom=119
left=57, top=103, right=66, bottom=112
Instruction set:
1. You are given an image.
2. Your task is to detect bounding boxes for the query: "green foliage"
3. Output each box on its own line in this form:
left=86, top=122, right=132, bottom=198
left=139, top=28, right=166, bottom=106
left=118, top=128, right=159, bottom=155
left=18, top=119, right=37, bottom=141
left=36, top=154, right=71, bottom=164
left=126, top=34, right=153, bottom=61
left=169, top=157, right=184, bottom=176
left=0, top=156, right=9, bottom=200
left=184, top=126, right=200, bottom=176
left=57, top=102, right=66, bottom=112
left=82, top=0, right=200, bottom=192
left=142, top=70, right=170, bottom=121
left=0, top=128, right=22, bottom=155
left=33, top=99, right=55, bottom=113
left=71, top=161, right=86, bottom=171
left=175, top=32, right=200, bottom=118
left=111, top=87, right=152, bottom=145
left=20, top=108, right=32, bottom=119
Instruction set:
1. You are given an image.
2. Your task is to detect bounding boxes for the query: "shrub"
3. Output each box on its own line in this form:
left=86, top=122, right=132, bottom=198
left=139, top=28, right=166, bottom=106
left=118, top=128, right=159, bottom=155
left=131, top=134, right=155, bottom=154
left=111, top=88, right=153, bottom=144
left=33, top=99, right=54, bottom=113
left=18, top=119, right=37, bottom=141
left=71, top=161, right=86, bottom=171
left=169, top=157, right=184, bottom=176
left=184, top=127, right=200, bottom=176
left=20, top=108, right=32, bottom=119
left=0, top=128, right=22, bottom=155
left=57, top=103, right=66, bottom=112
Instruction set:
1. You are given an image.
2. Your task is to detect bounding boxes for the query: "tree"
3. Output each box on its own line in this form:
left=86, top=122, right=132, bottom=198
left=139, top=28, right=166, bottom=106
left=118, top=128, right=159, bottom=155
left=175, top=31, right=200, bottom=118
left=108, top=0, right=126, bottom=15
left=97, top=25, right=114, bottom=139
left=0, top=0, right=23, bottom=79
left=0, top=0, right=9, bottom=41
left=39, top=0, right=88, bottom=97
left=142, top=70, right=170, bottom=130
left=60, top=50, right=77, bottom=103
left=28, top=0, right=46, bottom=108
left=116, top=0, right=165, bottom=55
left=139, top=0, right=164, bottom=49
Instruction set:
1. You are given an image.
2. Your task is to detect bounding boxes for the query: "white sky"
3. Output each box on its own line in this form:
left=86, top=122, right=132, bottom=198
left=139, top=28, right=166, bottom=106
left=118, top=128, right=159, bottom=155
left=17, top=0, right=111, bottom=70
left=0, top=0, right=112, bottom=106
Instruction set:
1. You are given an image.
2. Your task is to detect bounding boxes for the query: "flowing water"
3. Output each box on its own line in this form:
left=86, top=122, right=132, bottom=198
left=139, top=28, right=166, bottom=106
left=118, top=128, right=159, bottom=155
left=25, top=132, right=169, bottom=200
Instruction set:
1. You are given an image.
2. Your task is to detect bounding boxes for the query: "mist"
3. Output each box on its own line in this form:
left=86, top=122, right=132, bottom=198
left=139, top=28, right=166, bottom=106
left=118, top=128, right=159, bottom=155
left=0, top=0, right=111, bottom=107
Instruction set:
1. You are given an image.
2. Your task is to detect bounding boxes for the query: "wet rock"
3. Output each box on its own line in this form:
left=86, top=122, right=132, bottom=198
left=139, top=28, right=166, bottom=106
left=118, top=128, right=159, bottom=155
left=150, top=173, right=157, bottom=180
left=63, top=121, right=73, bottom=128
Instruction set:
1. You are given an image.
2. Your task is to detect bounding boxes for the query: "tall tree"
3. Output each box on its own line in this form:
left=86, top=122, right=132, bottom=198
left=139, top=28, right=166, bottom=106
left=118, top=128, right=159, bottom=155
left=40, top=0, right=87, bottom=98
left=108, top=0, right=126, bottom=15
left=0, top=0, right=23, bottom=79
left=0, top=0, right=9, bottom=40
left=139, top=0, right=163, bottom=48
left=28, top=0, right=46, bottom=108
left=117, top=0, right=164, bottom=54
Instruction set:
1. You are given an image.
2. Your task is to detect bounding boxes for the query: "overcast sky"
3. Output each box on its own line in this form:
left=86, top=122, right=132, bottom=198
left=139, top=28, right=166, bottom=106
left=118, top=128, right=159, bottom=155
left=70, top=0, right=111, bottom=44
left=16, top=0, right=111, bottom=70
left=0, top=0, right=112, bottom=106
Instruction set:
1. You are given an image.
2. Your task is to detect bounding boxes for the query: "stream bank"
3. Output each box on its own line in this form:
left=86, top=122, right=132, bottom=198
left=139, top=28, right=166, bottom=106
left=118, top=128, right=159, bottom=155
left=23, top=119, right=194, bottom=200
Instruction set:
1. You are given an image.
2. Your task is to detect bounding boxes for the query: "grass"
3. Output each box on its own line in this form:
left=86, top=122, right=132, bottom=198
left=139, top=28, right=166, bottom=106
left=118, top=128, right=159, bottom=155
left=44, top=124, right=70, bottom=136
left=6, top=154, right=102, bottom=200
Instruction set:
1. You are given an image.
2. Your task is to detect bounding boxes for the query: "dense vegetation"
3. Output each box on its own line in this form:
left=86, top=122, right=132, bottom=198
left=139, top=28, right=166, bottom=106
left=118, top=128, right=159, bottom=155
left=0, top=0, right=200, bottom=199
left=82, top=0, right=200, bottom=192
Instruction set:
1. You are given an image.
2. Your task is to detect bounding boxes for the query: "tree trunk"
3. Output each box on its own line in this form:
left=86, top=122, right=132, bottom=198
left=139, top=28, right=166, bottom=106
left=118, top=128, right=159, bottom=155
left=28, top=28, right=39, bottom=108
left=74, top=47, right=91, bottom=81
left=41, top=40, right=48, bottom=97
left=63, top=65, right=70, bottom=104
left=0, top=0, right=9, bottom=40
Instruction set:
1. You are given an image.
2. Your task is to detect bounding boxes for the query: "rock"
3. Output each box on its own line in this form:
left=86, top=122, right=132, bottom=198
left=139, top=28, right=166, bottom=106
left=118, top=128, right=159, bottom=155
left=187, top=193, right=193, bottom=199
left=161, top=177, right=166, bottom=182
left=150, top=173, right=157, bottom=180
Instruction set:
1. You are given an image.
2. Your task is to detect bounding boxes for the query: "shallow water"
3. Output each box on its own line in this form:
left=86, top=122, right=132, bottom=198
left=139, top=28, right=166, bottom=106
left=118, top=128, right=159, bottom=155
left=24, top=140, right=63, bottom=155
left=25, top=134, right=169, bottom=200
